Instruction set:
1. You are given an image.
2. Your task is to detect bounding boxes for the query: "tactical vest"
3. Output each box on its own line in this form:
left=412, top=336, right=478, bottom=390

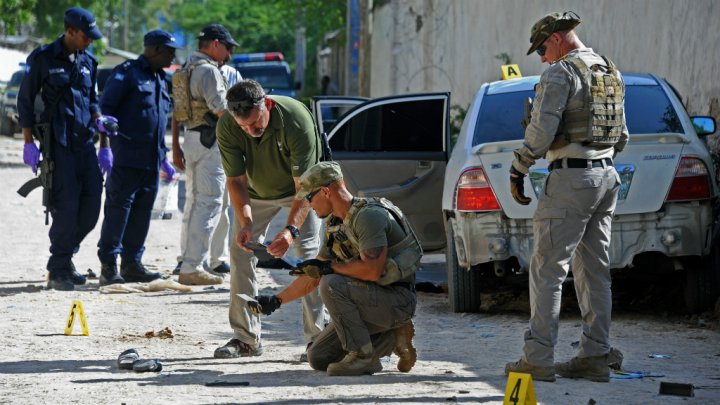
left=325, top=197, right=423, bottom=286
left=172, top=59, right=225, bottom=128
left=558, top=53, right=625, bottom=147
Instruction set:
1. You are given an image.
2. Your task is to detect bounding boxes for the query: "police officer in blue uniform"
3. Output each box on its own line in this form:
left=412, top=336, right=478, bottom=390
left=95, top=30, right=180, bottom=285
left=19, top=7, right=116, bottom=291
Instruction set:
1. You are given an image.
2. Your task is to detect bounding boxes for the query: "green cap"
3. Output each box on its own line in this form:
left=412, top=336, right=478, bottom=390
left=295, top=161, right=344, bottom=200
left=527, top=11, right=581, bottom=55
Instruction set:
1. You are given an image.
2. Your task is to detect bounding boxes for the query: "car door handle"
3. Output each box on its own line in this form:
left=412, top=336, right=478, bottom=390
left=418, top=161, right=431, bottom=169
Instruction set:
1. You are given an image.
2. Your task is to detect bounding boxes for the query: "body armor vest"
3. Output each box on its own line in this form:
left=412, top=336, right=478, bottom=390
left=325, top=197, right=423, bottom=286
left=558, top=53, right=625, bottom=147
left=172, top=59, right=226, bottom=128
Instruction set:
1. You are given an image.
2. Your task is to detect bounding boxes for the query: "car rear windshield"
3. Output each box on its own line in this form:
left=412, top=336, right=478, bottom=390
left=471, top=84, right=684, bottom=146
left=236, top=66, right=292, bottom=90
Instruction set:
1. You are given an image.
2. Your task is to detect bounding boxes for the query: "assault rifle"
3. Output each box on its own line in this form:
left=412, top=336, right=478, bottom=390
left=521, top=97, right=533, bottom=130
left=17, top=123, right=55, bottom=225
left=320, top=132, right=333, bottom=161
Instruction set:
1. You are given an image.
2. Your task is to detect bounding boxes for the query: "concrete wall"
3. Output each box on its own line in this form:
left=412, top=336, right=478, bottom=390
left=368, top=0, right=720, bottom=120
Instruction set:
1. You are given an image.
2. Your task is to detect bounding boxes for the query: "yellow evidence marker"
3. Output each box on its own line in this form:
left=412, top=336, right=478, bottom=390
left=503, top=372, right=537, bottom=405
left=64, top=300, right=89, bottom=336
left=501, top=64, right=522, bottom=80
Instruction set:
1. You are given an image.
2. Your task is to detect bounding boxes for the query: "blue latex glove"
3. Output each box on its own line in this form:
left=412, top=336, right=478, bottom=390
left=160, top=158, right=175, bottom=179
left=23, top=143, right=40, bottom=174
left=95, top=115, right=119, bottom=137
left=98, top=147, right=113, bottom=177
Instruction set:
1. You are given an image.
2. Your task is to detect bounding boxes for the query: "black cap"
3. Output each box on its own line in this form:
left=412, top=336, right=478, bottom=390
left=64, top=7, right=103, bottom=40
left=198, top=24, right=239, bottom=47
left=144, top=30, right=183, bottom=49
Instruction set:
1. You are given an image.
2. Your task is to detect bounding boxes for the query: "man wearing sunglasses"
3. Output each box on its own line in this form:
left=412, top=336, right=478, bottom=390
left=172, top=24, right=239, bottom=286
left=243, top=162, right=421, bottom=376
left=213, top=79, right=328, bottom=359
left=506, top=12, right=628, bottom=382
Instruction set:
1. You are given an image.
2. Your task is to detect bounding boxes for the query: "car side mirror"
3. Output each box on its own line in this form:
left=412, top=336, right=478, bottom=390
left=691, top=116, right=716, bottom=136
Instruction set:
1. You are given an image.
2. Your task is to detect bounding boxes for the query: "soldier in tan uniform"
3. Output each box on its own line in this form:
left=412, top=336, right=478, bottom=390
left=504, top=12, right=628, bottom=383
left=246, top=162, right=421, bottom=376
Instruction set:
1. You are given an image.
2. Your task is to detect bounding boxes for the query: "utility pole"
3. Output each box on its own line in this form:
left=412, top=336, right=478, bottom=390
left=294, top=1, right=306, bottom=94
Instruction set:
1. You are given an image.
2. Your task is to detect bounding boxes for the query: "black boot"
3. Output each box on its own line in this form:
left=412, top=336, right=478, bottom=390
left=69, top=261, right=87, bottom=285
left=121, top=262, right=162, bottom=283
left=47, top=273, right=74, bottom=291
left=100, top=263, right=125, bottom=286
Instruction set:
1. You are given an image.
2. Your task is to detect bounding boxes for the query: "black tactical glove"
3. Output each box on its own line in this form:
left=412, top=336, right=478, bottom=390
left=293, top=259, right=334, bottom=278
left=509, top=166, right=532, bottom=205
left=248, top=295, right=282, bottom=316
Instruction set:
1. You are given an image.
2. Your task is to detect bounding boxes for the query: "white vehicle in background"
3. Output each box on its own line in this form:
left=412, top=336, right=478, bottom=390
left=443, top=73, right=719, bottom=313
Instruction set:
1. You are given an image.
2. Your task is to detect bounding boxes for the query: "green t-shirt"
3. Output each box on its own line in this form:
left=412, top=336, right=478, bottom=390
left=217, top=96, right=321, bottom=200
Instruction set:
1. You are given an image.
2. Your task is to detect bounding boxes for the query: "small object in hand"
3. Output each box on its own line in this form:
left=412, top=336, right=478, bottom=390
left=95, top=115, right=119, bottom=136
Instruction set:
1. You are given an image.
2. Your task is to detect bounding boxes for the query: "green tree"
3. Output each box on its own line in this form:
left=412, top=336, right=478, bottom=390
left=170, top=0, right=345, bottom=94
left=0, top=0, right=35, bottom=35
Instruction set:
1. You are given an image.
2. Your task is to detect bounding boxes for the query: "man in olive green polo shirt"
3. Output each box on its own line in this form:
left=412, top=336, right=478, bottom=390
left=214, top=79, right=327, bottom=358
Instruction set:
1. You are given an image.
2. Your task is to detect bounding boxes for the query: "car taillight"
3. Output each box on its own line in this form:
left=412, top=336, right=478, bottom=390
left=455, top=168, right=501, bottom=211
left=665, top=157, right=712, bottom=201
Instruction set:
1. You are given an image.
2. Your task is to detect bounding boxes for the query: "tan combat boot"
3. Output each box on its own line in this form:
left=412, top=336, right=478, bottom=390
left=505, top=358, right=556, bottom=382
left=555, top=354, right=610, bottom=382
left=393, top=322, right=417, bottom=372
left=326, top=350, right=382, bottom=376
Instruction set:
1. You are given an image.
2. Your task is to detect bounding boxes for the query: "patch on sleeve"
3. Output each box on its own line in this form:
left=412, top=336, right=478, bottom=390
left=114, top=73, right=124, bottom=81
left=292, top=165, right=300, bottom=171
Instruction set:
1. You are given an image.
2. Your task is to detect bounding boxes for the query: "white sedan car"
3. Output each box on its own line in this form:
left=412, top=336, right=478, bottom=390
left=443, top=73, right=719, bottom=313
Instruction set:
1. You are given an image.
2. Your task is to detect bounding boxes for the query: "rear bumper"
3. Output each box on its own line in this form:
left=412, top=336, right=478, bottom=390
left=448, top=201, right=715, bottom=270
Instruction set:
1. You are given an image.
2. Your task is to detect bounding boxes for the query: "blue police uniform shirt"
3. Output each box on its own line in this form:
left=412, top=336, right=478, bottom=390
left=100, top=55, right=171, bottom=170
left=18, top=36, right=100, bottom=147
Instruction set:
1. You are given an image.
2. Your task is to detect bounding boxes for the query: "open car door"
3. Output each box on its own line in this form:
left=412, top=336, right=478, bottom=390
left=314, top=93, right=450, bottom=250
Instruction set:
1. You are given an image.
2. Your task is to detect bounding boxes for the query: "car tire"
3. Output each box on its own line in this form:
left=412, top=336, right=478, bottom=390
left=684, top=244, right=720, bottom=313
left=446, top=219, right=481, bottom=313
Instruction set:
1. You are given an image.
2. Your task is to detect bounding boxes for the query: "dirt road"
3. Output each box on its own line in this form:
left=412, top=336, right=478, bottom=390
left=1, top=137, right=719, bottom=404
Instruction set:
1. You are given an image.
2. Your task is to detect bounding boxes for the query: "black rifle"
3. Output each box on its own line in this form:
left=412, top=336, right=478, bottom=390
left=17, top=123, right=55, bottom=225
left=16, top=54, right=77, bottom=225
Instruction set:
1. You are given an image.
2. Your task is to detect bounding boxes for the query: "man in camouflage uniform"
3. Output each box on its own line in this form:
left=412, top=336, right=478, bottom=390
left=247, top=162, right=421, bottom=376
left=504, top=12, right=628, bottom=382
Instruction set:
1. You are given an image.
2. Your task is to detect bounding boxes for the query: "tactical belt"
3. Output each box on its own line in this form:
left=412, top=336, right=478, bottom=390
left=549, top=157, right=613, bottom=171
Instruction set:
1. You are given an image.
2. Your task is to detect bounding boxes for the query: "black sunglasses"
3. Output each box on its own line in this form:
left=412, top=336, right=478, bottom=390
left=536, top=44, right=547, bottom=56
left=305, top=188, right=322, bottom=203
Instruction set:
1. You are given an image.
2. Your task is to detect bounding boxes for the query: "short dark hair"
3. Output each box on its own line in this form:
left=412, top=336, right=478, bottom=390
left=198, top=38, right=213, bottom=50
left=226, top=79, right=266, bottom=119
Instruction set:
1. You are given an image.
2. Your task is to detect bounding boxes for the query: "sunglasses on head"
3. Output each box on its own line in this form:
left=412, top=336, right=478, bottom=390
left=536, top=44, right=547, bottom=56
left=305, top=188, right=322, bottom=203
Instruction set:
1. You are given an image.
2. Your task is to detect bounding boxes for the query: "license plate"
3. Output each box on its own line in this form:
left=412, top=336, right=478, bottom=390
left=529, top=164, right=635, bottom=200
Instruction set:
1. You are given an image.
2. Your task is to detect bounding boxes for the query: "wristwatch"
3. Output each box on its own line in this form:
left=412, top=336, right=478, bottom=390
left=285, top=225, right=300, bottom=239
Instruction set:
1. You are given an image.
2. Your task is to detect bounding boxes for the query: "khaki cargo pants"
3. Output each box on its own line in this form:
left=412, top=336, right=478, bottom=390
left=523, top=163, right=620, bottom=367
left=229, top=195, right=327, bottom=346
left=307, top=274, right=416, bottom=370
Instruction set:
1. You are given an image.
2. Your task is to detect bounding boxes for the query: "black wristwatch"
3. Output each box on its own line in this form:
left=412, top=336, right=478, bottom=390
left=285, top=225, right=300, bottom=239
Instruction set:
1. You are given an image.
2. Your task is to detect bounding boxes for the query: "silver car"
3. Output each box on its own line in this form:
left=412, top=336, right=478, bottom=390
left=442, top=73, right=719, bottom=313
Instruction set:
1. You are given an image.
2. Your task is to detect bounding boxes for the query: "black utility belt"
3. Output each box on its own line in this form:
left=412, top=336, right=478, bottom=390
left=549, top=157, right=613, bottom=171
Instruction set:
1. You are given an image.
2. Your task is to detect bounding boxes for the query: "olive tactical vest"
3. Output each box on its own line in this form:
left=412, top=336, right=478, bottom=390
left=558, top=53, right=625, bottom=147
left=325, top=197, right=423, bottom=286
